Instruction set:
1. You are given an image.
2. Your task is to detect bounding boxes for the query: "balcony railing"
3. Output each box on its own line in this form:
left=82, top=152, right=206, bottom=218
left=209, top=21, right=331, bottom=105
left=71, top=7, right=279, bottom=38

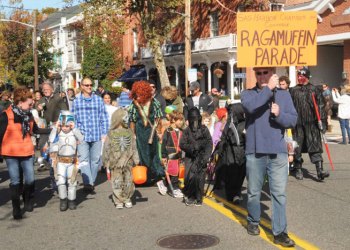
left=141, top=33, right=237, bottom=59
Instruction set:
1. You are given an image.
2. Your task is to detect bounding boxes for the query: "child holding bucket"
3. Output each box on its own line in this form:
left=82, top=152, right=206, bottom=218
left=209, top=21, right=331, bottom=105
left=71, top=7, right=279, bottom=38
left=102, top=109, right=139, bottom=209
left=161, top=111, right=185, bottom=198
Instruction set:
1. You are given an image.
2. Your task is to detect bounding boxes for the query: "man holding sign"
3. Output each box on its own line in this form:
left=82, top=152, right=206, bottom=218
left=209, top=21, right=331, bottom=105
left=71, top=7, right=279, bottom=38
left=241, top=67, right=297, bottom=247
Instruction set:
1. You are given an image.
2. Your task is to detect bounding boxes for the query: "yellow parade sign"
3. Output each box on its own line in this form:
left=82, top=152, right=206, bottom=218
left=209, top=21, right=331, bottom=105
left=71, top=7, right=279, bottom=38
left=237, top=11, right=317, bottom=68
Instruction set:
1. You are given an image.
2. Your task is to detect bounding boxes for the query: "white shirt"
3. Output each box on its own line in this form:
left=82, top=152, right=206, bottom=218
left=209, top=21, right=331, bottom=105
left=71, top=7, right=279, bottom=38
left=192, top=95, right=200, bottom=109
left=332, top=91, right=350, bottom=119
left=105, top=104, right=119, bottom=128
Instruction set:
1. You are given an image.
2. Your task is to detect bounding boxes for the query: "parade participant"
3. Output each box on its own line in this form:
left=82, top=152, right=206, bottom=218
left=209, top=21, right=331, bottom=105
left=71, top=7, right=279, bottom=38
left=102, top=92, right=118, bottom=127
left=241, top=67, right=297, bottom=247
left=102, top=109, right=139, bottom=209
left=49, top=111, right=83, bottom=211
left=201, top=112, right=215, bottom=136
left=161, top=111, right=185, bottom=198
left=73, top=77, right=109, bottom=193
left=212, top=103, right=246, bottom=204
left=278, top=76, right=291, bottom=90
left=128, top=81, right=164, bottom=186
left=0, top=87, right=38, bottom=219
left=161, top=86, right=184, bottom=114
left=180, top=108, right=213, bottom=206
left=212, top=107, right=228, bottom=148
left=289, top=67, right=330, bottom=181
left=183, top=81, right=214, bottom=120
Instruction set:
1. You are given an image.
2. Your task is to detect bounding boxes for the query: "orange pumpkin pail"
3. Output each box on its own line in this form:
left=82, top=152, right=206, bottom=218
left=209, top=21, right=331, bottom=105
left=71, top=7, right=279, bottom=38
left=179, top=164, right=185, bottom=179
left=132, top=165, right=147, bottom=185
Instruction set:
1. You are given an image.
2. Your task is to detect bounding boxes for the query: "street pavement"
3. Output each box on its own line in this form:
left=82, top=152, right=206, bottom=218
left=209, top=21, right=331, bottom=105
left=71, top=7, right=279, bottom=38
left=0, top=121, right=349, bottom=250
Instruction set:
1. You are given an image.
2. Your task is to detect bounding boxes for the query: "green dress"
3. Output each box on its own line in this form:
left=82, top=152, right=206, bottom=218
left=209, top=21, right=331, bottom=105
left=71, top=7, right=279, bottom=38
left=129, top=99, right=164, bottom=183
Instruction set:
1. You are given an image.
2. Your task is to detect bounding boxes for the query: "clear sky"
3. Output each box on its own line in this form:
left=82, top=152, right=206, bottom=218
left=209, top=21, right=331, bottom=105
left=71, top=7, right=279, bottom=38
left=20, top=0, right=66, bottom=10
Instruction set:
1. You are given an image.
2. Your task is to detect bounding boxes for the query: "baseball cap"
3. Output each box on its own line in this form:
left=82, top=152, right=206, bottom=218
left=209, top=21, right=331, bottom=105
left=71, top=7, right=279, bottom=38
left=189, top=81, right=200, bottom=91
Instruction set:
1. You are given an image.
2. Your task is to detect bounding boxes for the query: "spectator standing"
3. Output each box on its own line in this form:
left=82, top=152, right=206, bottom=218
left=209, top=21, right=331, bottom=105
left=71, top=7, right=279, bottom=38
left=210, top=88, right=221, bottom=110
left=102, top=92, right=118, bottom=126
left=65, top=88, right=75, bottom=112
left=0, top=87, right=38, bottom=219
left=118, top=84, right=132, bottom=108
left=322, top=84, right=333, bottom=132
left=150, top=81, right=166, bottom=118
left=0, top=90, right=12, bottom=112
left=241, top=67, right=297, bottom=247
left=73, top=77, right=109, bottom=193
left=184, top=81, right=214, bottom=120
left=278, top=76, right=291, bottom=90
left=289, top=67, right=330, bottom=181
left=332, top=87, right=350, bottom=144
left=95, top=85, right=105, bottom=96
left=161, top=86, right=184, bottom=114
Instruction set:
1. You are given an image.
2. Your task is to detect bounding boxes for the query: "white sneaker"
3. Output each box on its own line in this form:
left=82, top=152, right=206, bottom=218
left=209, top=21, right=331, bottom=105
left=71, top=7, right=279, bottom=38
left=173, top=189, right=184, bottom=198
left=157, top=180, right=167, bottom=195
left=116, top=203, right=123, bottom=209
left=124, top=202, right=133, bottom=208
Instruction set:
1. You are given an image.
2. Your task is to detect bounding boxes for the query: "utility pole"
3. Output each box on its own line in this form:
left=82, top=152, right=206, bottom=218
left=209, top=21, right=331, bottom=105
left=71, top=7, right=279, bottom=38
left=33, top=10, right=39, bottom=91
left=184, top=0, right=191, bottom=96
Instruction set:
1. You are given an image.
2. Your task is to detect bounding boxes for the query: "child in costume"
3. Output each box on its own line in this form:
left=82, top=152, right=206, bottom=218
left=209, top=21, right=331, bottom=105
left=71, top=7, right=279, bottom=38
left=102, top=109, right=139, bottom=209
left=161, top=111, right=184, bottom=198
left=180, top=108, right=213, bottom=206
left=48, top=111, right=84, bottom=211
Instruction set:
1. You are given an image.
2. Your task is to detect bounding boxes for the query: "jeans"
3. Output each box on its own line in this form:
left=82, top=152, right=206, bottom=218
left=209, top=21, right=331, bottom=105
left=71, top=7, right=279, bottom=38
left=77, top=140, right=102, bottom=186
left=339, top=118, right=350, bottom=143
left=246, top=153, right=288, bottom=236
left=5, top=156, right=35, bottom=186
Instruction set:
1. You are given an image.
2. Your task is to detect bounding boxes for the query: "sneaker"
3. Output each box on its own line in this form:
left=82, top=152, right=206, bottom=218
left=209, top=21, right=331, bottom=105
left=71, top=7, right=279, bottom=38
left=273, top=232, right=295, bottom=247
left=157, top=180, right=167, bottom=195
left=247, top=222, right=260, bottom=236
left=232, top=195, right=242, bottom=205
left=116, top=203, right=123, bottom=209
left=173, top=189, right=184, bottom=198
left=37, top=164, right=48, bottom=172
left=195, top=201, right=202, bottom=207
left=185, top=198, right=195, bottom=206
left=124, top=201, right=133, bottom=208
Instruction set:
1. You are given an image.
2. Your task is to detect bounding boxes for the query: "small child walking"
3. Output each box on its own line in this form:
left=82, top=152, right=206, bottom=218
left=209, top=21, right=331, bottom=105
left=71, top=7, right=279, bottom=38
left=180, top=108, right=213, bottom=206
left=48, top=111, right=84, bottom=211
left=102, top=109, right=139, bottom=209
left=160, top=111, right=185, bottom=198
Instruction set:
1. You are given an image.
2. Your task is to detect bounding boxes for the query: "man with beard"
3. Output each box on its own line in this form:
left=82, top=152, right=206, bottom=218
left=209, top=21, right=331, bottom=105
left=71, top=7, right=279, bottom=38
left=179, top=107, right=212, bottom=206
left=289, top=67, right=330, bottom=181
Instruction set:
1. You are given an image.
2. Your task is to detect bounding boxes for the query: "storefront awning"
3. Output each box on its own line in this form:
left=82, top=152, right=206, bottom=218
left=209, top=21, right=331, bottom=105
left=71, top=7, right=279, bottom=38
left=117, top=66, right=147, bottom=82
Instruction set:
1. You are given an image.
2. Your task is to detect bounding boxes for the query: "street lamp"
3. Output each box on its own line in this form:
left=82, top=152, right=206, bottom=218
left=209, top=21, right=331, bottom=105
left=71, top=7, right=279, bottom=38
left=0, top=10, right=39, bottom=91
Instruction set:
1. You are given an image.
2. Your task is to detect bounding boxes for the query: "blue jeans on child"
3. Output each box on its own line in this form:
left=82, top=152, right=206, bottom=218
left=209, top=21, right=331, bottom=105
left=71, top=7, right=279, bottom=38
left=77, top=140, right=102, bottom=186
left=246, top=153, right=289, bottom=236
left=5, top=156, right=35, bottom=186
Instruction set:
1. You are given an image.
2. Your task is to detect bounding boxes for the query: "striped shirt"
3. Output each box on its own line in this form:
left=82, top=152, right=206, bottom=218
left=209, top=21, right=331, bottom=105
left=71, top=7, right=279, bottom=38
left=72, top=93, right=109, bottom=142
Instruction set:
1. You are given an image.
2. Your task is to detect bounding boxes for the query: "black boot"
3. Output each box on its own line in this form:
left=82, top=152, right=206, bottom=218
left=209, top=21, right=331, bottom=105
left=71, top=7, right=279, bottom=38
left=23, top=184, right=35, bottom=212
left=315, top=162, right=330, bottom=181
left=68, top=200, right=77, bottom=210
left=10, top=184, right=22, bottom=220
left=60, top=198, right=68, bottom=211
left=294, top=161, right=303, bottom=180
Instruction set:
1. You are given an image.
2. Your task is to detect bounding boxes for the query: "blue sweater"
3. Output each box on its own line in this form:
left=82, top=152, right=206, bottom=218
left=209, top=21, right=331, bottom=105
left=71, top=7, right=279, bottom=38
left=241, top=86, right=297, bottom=154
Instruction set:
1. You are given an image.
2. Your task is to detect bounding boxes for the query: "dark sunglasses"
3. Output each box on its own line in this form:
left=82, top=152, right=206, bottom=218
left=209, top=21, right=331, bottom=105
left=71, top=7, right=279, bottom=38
left=256, top=71, right=269, bottom=76
left=82, top=84, right=93, bottom=87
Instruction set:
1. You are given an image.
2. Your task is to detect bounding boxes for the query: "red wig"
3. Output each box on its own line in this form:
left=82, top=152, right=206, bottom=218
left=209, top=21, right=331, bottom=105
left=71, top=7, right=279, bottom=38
left=130, top=81, right=153, bottom=105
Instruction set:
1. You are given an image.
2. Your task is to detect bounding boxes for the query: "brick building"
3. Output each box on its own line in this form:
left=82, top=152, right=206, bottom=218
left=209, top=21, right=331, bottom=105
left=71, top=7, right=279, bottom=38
left=122, top=0, right=350, bottom=97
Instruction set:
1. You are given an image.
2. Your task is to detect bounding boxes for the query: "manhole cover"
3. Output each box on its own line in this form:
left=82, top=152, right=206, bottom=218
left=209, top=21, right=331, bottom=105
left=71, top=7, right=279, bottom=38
left=157, top=234, right=220, bottom=249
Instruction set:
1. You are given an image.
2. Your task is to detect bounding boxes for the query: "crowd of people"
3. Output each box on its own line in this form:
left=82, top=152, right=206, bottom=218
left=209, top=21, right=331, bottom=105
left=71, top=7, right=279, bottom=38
left=1, top=67, right=350, bottom=248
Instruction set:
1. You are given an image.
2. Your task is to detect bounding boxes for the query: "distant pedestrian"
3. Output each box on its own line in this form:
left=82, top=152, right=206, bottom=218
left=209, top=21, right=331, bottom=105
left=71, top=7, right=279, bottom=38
left=73, top=77, right=109, bottom=193
left=332, top=87, right=350, bottom=144
left=118, top=84, right=132, bottom=108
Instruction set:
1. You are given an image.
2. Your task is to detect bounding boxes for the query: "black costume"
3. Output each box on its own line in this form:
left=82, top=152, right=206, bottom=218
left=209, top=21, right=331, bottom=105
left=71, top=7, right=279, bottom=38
left=213, top=103, right=246, bottom=203
left=180, top=108, right=213, bottom=205
left=289, top=67, right=329, bottom=181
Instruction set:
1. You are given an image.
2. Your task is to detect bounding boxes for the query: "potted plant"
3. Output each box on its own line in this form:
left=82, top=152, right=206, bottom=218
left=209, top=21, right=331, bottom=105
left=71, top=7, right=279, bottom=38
left=214, top=68, right=224, bottom=78
left=197, top=71, right=203, bottom=80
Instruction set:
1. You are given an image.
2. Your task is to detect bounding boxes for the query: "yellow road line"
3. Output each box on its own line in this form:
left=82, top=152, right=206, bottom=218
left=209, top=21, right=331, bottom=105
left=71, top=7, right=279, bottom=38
left=203, top=194, right=319, bottom=250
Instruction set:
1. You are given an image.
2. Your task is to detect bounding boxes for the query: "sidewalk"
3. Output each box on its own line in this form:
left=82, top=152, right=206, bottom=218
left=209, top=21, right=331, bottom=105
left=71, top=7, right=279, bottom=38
left=326, top=118, right=343, bottom=144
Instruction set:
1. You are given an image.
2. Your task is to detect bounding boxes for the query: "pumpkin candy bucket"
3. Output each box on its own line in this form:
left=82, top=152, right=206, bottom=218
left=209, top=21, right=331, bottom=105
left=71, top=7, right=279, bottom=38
left=179, top=164, right=185, bottom=179
left=132, top=165, right=147, bottom=185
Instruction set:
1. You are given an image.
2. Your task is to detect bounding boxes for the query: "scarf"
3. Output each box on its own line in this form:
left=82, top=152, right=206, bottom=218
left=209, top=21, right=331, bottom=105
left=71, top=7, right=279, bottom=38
left=11, top=104, right=31, bottom=139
